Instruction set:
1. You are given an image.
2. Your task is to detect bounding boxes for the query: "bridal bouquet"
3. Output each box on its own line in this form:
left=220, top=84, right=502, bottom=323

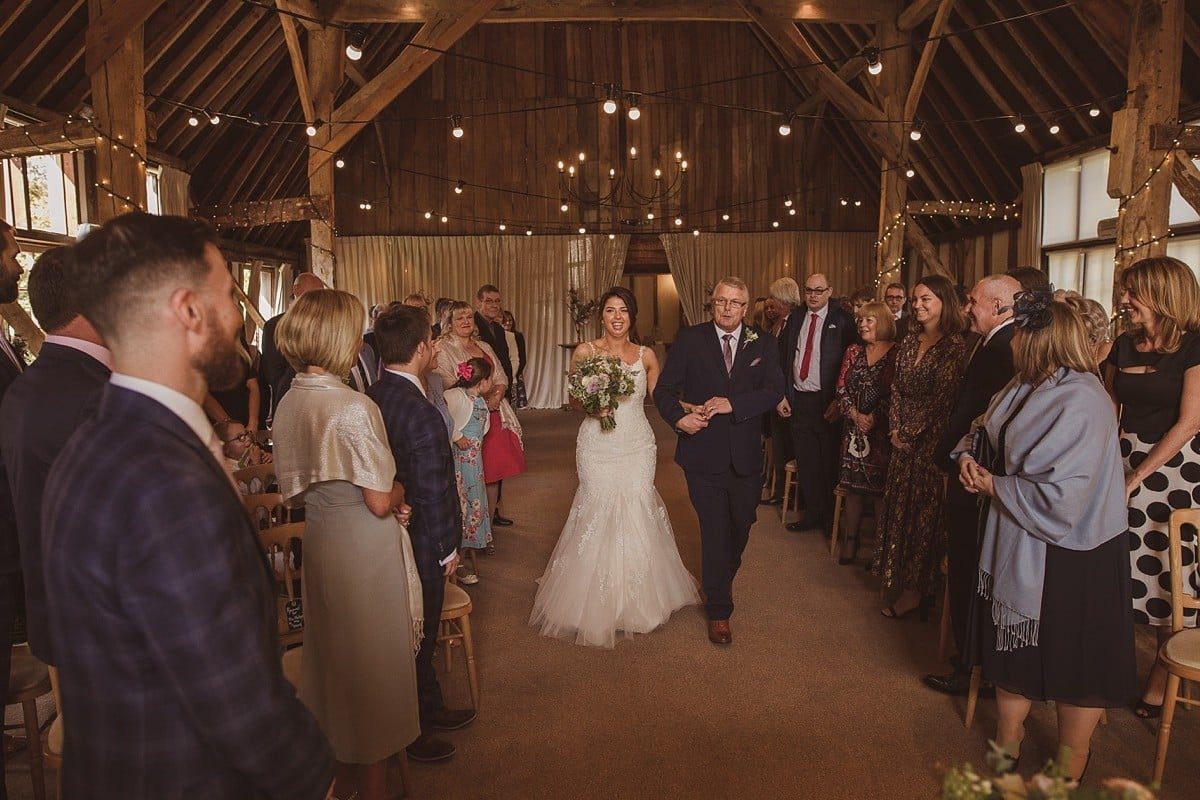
left=568, top=354, right=637, bottom=431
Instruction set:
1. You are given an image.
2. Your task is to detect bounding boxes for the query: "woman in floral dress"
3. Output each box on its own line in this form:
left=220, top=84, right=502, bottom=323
left=445, top=357, right=494, bottom=582
left=834, top=301, right=899, bottom=565
left=871, top=275, right=966, bottom=618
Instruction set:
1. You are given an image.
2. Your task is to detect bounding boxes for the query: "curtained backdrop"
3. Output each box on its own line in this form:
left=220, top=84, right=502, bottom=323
left=335, top=231, right=872, bottom=407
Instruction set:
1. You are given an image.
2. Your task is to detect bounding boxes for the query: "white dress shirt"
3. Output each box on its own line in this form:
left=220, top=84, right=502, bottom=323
left=385, top=368, right=426, bottom=397
left=792, top=305, right=828, bottom=392
left=44, top=334, right=113, bottom=370
left=983, top=317, right=1014, bottom=346
left=713, top=322, right=743, bottom=369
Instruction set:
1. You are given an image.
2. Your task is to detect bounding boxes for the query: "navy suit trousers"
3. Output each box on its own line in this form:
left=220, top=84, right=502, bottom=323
left=684, top=470, right=761, bottom=620
left=788, top=391, right=837, bottom=526
left=416, top=573, right=446, bottom=721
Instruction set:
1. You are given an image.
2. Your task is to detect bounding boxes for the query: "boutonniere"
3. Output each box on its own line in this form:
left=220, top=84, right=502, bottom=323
left=743, top=329, right=759, bottom=346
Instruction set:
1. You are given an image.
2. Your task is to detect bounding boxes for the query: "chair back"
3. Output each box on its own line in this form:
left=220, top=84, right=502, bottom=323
left=259, top=521, right=304, bottom=600
left=242, top=493, right=288, bottom=530
left=233, top=462, right=278, bottom=495
left=1167, top=508, right=1200, bottom=633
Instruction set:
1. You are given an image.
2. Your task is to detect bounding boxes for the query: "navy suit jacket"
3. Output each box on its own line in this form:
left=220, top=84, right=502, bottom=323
left=474, top=311, right=513, bottom=385
left=366, top=372, right=462, bottom=581
left=0, top=343, right=110, bottom=663
left=0, top=348, right=23, bottom=580
left=42, top=385, right=332, bottom=799
left=654, top=323, right=785, bottom=476
left=779, top=304, right=859, bottom=408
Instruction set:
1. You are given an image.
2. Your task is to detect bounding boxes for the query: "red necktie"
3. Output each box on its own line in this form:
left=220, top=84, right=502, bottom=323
left=798, top=313, right=818, bottom=382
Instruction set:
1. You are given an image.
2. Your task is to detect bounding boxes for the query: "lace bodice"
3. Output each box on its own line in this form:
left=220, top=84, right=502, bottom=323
left=576, top=345, right=654, bottom=487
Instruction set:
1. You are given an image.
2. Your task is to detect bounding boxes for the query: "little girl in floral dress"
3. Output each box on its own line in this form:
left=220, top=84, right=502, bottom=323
left=444, top=357, right=494, bottom=583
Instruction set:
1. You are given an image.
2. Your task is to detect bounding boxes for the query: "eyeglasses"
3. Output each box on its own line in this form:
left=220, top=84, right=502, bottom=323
left=711, top=298, right=748, bottom=309
left=804, top=287, right=830, bottom=295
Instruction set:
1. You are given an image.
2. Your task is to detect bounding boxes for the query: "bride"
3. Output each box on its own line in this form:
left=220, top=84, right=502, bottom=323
left=530, top=287, right=699, bottom=648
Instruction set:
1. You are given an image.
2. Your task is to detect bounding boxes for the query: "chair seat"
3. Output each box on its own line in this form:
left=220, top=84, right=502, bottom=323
left=442, top=582, right=472, bottom=617
left=7, top=650, right=50, bottom=699
left=1161, top=629, right=1200, bottom=678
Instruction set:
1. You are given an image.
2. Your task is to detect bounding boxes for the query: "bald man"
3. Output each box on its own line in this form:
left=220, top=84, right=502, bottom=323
left=924, top=273, right=1021, bottom=696
left=259, top=272, right=326, bottom=423
left=778, top=272, right=857, bottom=532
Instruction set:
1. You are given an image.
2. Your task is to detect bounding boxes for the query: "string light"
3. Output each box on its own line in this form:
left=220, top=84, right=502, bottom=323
left=305, top=121, right=320, bottom=137
left=526, top=229, right=533, bottom=236
left=627, top=96, right=641, bottom=121
left=424, top=211, right=433, bottom=219
left=646, top=212, right=654, bottom=220
left=451, top=115, right=464, bottom=138
left=1013, top=116, right=1027, bottom=134
left=909, top=120, right=924, bottom=141
left=498, top=221, right=507, bottom=231
left=772, top=220, right=780, bottom=228
left=788, top=208, right=796, bottom=216
left=602, top=85, right=618, bottom=115
left=578, top=226, right=587, bottom=234
left=905, top=166, right=915, bottom=178
left=345, top=26, right=367, bottom=61
left=335, top=158, right=345, bottom=168
left=693, top=229, right=700, bottom=236
left=722, top=213, right=730, bottom=221
left=1089, top=106, right=1102, bottom=118
left=560, top=199, right=569, bottom=212
left=441, top=215, right=449, bottom=223
left=1049, top=123, right=1061, bottom=135
left=840, top=198, right=849, bottom=206
left=454, top=179, right=465, bottom=194
left=784, top=196, right=793, bottom=208
left=674, top=217, right=683, bottom=226
left=863, top=47, right=883, bottom=76
left=778, top=113, right=794, bottom=137
left=188, top=114, right=199, bottom=127
left=208, top=112, right=220, bottom=125
left=608, top=233, right=616, bottom=240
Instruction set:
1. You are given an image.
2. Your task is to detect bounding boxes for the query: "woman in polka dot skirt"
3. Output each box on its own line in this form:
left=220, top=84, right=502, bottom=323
left=1103, top=255, right=1200, bottom=719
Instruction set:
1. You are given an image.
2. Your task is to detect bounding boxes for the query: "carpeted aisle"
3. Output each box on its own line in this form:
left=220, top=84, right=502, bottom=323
left=410, top=409, right=1199, bottom=800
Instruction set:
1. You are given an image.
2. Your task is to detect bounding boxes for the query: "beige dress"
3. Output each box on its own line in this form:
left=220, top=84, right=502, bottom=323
left=273, top=372, right=421, bottom=764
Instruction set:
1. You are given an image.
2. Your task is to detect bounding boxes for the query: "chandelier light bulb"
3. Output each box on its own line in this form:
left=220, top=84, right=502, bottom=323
left=557, top=160, right=565, bottom=171
left=680, top=160, right=688, bottom=171
left=578, top=152, right=586, bottom=162
left=568, top=165, right=576, bottom=177
left=608, top=167, right=616, bottom=179
left=675, top=151, right=683, bottom=162
left=451, top=115, right=464, bottom=139
left=629, top=146, right=638, bottom=159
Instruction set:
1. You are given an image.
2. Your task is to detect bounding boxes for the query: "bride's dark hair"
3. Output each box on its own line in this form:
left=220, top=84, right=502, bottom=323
left=597, top=286, right=641, bottom=344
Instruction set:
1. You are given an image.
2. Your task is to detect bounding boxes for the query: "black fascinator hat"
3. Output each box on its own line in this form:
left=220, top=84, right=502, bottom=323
left=1012, top=288, right=1055, bottom=331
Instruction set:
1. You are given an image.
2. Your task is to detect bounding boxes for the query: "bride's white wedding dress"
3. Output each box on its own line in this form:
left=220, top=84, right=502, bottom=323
left=530, top=345, right=700, bottom=648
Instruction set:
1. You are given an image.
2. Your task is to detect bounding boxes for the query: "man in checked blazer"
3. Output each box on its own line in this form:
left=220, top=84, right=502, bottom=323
left=366, top=306, right=473, bottom=760
left=41, top=213, right=333, bottom=800
left=0, top=246, right=112, bottom=667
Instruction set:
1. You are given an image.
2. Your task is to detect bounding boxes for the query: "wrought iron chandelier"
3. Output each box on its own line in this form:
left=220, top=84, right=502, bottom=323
left=555, top=146, right=688, bottom=213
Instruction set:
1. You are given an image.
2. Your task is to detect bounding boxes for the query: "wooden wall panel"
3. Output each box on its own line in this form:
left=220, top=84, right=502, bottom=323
left=334, top=22, right=876, bottom=236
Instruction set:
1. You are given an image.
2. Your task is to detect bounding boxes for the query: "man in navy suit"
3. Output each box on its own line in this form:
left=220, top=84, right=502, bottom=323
left=41, top=213, right=333, bottom=799
left=0, top=246, right=112, bottom=667
left=778, top=273, right=858, bottom=533
left=0, top=218, right=26, bottom=800
left=366, top=306, right=471, bottom=762
left=654, top=277, right=784, bottom=644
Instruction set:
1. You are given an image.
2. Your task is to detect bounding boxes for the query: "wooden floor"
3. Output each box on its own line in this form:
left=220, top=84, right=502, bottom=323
left=6, top=408, right=1198, bottom=799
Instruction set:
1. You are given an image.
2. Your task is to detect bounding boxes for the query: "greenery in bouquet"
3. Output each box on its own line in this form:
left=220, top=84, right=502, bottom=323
left=568, top=354, right=637, bottom=431
left=567, top=287, right=600, bottom=338
left=941, top=744, right=1155, bottom=800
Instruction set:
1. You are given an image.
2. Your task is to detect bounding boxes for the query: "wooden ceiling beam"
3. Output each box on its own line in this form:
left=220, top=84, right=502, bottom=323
left=1071, top=0, right=1128, bottom=73
left=921, top=72, right=1016, bottom=198
left=186, top=56, right=296, bottom=171
left=1013, top=0, right=1111, bottom=105
left=799, top=23, right=873, bottom=111
left=1172, top=150, right=1200, bottom=216
left=144, top=2, right=245, bottom=100
left=0, top=0, right=37, bottom=41
left=195, top=195, right=332, bottom=228
left=0, top=118, right=97, bottom=157
left=902, top=0, right=955, bottom=124
left=29, top=25, right=86, bottom=105
left=85, top=0, right=168, bottom=75
left=216, top=95, right=304, bottom=203
left=0, top=0, right=85, bottom=81
left=145, top=0, right=212, bottom=71
left=277, top=0, right=316, bottom=123
left=897, top=0, right=939, bottom=31
left=1150, top=123, right=1200, bottom=153
left=277, top=0, right=322, bottom=30
left=325, top=0, right=892, bottom=23
left=310, top=0, right=499, bottom=172
left=156, top=10, right=268, bottom=112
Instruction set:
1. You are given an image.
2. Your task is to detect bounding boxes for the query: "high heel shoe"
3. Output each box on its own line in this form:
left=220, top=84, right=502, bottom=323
left=838, top=538, right=860, bottom=566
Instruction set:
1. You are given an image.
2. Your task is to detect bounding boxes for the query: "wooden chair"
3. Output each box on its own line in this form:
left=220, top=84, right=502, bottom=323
left=438, top=581, right=479, bottom=711
left=242, top=492, right=288, bottom=530
left=5, top=645, right=51, bottom=800
left=780, top=460, right=798, bottom=523
left=1153, top=508, right=1200, bottom=785
left=761, top=436, right=775, bottom=498
left=827, top=486, right=848, bottom=556
left=260, top=522, right=305, bottom=647
left=233, top=462, right=278, bottom=495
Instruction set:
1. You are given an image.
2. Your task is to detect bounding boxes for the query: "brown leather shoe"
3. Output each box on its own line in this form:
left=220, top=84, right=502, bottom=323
left=707, top=619, right=732, bottom=645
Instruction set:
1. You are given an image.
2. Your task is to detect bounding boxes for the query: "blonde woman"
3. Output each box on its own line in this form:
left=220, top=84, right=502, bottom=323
left=438, top=301, right=525, bottom=545
left=272, top=290, right=429, bottom=799
left=1057, top=293, right=1113, bottom=366
left=956, top=295, right=1134, bottom=781
left=1101, top=256, right=1200, bottom=718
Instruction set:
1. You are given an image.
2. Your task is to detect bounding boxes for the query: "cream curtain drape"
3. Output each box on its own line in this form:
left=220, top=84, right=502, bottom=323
left=335, top=234, right=630, bottom=408
left=159, top=165, right=191, bottom=217
left=1018, top=162, right=1044, bottom=268
left=660, top=231, right=875, bottom=323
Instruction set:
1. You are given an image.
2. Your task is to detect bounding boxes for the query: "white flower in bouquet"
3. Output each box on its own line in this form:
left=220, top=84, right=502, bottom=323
left=568, top=354, right=637, bottom=431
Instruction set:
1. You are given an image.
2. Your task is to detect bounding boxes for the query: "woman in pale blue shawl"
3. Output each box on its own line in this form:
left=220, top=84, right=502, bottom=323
left=953, top=294, right=1136, bottom=781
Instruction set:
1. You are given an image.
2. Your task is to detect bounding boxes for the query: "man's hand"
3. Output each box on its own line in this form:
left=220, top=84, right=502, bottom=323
left=776, top=398, right=792, bottom=418
left=393, top=503, right=413, bottom=526
left=676, top=412, right=709, bottom=435
left=443, top=551, right=461, bottom=577
left=702, top=396, right=733, bottom=416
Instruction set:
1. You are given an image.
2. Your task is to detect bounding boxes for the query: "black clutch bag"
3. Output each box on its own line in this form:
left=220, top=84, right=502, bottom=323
left=856, top=383, right=882, bottom=415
